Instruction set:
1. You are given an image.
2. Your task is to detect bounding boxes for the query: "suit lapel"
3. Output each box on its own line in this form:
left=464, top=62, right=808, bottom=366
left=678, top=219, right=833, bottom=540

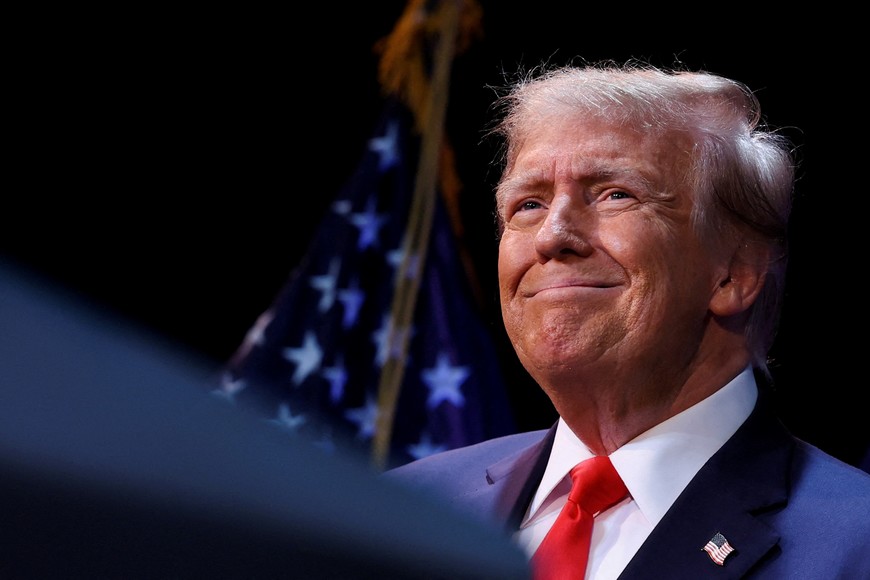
left=474, top=423, right=557, bottom=532
left=619, top=389, right=793, bottom=579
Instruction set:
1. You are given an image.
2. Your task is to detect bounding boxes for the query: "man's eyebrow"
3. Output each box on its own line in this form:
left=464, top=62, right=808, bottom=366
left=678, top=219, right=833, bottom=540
left=569, top=159, right=654, bottom=184
left=498, top=165, right=656, bottom=195
left=496, top=170, right=553, bottom=200
left=576, top=160, right=673, bottom=198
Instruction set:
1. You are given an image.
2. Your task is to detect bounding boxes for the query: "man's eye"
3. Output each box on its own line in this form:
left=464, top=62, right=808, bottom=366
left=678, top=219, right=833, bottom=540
left=519, top=200, right=542, bottom=211
left=608, top=191, right=631, bottom=200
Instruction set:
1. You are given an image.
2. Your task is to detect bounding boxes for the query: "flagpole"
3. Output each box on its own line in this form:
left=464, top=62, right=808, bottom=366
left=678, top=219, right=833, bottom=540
left=372, top=0, right=461, bottom=470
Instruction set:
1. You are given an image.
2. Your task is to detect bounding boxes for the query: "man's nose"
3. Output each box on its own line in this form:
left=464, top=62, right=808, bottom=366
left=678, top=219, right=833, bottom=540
left=534, top=196, right=593, bottom=260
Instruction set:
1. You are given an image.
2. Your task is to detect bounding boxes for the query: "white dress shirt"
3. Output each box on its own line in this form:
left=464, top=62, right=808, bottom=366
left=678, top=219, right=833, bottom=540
left=514, top=368, right=757, bottom=579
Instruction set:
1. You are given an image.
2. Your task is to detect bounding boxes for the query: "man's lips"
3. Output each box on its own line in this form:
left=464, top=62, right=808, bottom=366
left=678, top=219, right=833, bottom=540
left=521, top=280, right=620, bottom=298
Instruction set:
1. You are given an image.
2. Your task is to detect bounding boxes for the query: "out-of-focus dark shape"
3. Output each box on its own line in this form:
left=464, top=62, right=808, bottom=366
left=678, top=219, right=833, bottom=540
left=0, top=258, right=530, bottom=579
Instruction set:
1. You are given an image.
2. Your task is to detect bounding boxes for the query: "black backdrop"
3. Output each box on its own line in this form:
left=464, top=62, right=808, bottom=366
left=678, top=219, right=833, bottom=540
left=6, top=3, right=867, bottom=467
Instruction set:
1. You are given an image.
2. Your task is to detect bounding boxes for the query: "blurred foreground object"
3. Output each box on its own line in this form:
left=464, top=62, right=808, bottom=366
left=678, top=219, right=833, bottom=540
left=0, top=257, right=529, bottom=579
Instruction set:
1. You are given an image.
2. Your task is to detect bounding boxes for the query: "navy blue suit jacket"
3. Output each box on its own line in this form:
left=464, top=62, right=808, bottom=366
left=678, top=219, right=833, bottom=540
left=386, top=389, right=870, bottom=578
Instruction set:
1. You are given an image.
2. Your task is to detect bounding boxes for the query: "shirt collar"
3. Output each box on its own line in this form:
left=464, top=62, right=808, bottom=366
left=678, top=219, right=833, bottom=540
left=528, top=367, right=758, bottom=525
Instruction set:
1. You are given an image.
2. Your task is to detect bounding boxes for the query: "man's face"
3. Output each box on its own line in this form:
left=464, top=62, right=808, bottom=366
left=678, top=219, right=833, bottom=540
left=496, top=115, right=725, bottom=388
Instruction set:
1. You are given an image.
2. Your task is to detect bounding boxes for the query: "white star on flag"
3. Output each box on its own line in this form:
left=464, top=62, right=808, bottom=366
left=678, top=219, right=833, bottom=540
left=309, top=257, right=341, bottom=313
left=421, top=351, right=470, bottom=409
left=270, top=403, right=306, bottom=432
left=368, top=119, right=399, bottom=170
left=387, top=247, right=420, bottom=281
left=349, top=195, right=388, bottom=251
left=337, top=279, right=365, bottom=329
left=282, top=331, right=323, bottom=385
left=344, top=396, right=380, bottom=440
left=406, top=432, right=448, bottom=460
left=372, top=314, right=413, bottom=367
left=212, top=372, right=246, bottom=402
left=322, top=357, right=349, bottom=404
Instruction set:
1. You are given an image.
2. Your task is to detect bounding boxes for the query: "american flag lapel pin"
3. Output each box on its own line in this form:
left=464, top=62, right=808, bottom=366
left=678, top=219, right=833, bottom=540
left=702, top=532, right=735, bottom=566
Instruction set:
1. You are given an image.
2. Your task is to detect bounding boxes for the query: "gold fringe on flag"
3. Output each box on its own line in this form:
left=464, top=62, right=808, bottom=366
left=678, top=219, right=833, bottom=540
left=373, top=0, right=482, bottom=243
left=370, top=0, right=483, bottom=470
left=374, top=0, right=483, bottom=129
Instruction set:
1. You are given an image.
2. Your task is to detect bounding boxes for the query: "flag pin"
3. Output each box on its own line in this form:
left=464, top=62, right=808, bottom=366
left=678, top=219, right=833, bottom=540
left=702, top=532, right=735, bottom=566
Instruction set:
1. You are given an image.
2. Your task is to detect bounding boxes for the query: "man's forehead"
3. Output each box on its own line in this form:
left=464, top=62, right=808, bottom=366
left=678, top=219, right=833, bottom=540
left=502, top=127, right=688, bottom=189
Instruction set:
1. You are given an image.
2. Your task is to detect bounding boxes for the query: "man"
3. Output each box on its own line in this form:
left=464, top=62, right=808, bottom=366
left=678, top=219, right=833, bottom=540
left=385, top=63, right=870, bottom=578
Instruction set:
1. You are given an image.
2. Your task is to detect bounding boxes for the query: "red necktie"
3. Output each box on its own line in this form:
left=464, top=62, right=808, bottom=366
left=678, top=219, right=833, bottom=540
left=531, top=456, right=628, bottom=580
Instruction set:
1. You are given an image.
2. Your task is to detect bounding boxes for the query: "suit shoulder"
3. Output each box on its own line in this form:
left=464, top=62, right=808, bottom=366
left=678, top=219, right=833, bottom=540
left=756, top=440, right=870, bottom=577
left=787, top=440, right=870, bottom=529
left=384, top=430, right=548, bottom=481
left=792, top=439, right=870, bottom=491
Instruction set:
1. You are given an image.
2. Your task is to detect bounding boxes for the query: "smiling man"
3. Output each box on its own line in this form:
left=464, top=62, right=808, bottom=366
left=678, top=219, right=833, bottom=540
left=385, top=62, right=870, bottom=579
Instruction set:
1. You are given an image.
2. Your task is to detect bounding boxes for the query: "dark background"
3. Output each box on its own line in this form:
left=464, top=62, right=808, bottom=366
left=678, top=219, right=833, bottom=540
left=6, top=4, right=867, bottom=466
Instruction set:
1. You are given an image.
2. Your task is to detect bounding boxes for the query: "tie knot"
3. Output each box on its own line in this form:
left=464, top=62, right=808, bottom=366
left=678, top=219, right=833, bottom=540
left=567, top=456, right=628, bottom=516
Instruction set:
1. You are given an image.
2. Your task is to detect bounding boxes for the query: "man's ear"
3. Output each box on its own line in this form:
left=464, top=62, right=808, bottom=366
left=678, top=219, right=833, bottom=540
left=709, top=240, right=770, bottom=317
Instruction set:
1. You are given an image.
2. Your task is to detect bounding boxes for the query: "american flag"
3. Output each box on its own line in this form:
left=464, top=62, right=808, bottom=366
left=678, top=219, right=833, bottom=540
left=214, top=98, right=515, bottom=469
left=703, top=532, right=735, bottom=566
